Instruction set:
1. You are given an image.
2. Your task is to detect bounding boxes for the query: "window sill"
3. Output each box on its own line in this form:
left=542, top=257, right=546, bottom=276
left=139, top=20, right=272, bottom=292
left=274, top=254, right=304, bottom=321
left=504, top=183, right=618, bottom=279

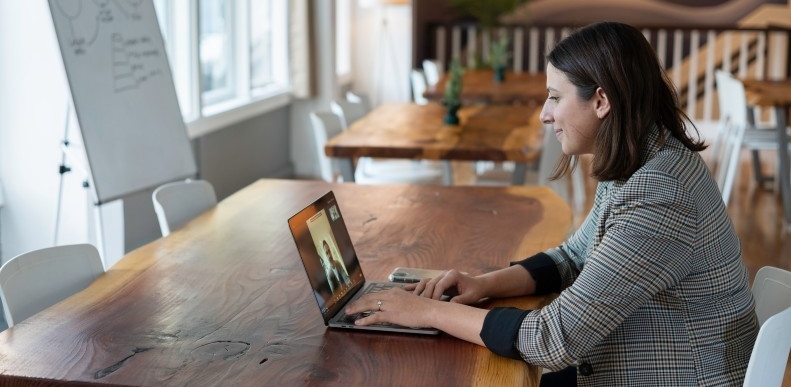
left=186, top=87, right=292, bottom=138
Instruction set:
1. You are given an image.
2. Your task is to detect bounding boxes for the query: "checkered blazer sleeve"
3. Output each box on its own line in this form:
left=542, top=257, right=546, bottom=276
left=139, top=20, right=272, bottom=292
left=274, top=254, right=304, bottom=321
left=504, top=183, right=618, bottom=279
left=516, top=167, right=699, bottom=369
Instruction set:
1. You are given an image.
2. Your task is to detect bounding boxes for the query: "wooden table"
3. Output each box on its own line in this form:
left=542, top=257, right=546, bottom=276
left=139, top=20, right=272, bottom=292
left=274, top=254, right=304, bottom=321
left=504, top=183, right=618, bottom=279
left=0, top=179, right=571, bottom=387
left=325, top=103, right=545, bottom=185
left=424, top=70, right=547, bottom=105
left=741, top=79, right=791, bottom=227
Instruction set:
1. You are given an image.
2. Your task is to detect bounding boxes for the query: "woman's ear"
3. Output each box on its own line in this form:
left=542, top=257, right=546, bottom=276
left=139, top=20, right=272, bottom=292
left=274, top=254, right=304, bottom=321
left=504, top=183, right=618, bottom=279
left=594, top=87, right=611, bottom=120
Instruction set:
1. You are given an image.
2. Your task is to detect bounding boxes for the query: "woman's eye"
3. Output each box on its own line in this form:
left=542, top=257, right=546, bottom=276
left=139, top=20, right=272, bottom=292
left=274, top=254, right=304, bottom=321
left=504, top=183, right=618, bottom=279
left=547, top=96, right=559, bottom=102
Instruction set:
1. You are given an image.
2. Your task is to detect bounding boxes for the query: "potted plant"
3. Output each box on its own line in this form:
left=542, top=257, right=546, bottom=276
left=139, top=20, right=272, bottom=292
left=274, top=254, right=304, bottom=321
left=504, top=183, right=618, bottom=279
left=443, top=58, right=463, bottom=125
left=448, top=0, right=527, bottom=81
left=490, top=34, right=510, bottom=82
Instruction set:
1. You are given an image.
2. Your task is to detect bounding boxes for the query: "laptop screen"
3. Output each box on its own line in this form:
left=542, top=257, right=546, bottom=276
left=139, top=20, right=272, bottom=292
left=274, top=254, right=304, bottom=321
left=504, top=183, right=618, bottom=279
left=288, top=191, right=365, bottom=322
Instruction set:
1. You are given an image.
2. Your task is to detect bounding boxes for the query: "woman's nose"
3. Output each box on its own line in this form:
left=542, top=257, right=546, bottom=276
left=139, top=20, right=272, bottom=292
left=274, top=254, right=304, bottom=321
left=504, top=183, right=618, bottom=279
left=539, top=104, right=553, bottom=124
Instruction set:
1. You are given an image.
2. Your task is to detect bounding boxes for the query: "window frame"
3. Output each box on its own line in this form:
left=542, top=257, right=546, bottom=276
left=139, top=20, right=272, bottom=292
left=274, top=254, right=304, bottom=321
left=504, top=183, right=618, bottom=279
left=335, top=0, right=352, bottom=86
left=199, top=0, right=237, bottom=106
left=153, top=0, right=291, bottom=138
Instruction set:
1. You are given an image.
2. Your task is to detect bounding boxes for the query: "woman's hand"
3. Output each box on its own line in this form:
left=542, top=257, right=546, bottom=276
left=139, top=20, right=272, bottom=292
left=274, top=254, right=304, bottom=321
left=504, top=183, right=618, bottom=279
left=345, top=288, right=439, bottom=328
left=410, top=269, right=487, bottom=304
left=344, top=266, right=535, bottom=345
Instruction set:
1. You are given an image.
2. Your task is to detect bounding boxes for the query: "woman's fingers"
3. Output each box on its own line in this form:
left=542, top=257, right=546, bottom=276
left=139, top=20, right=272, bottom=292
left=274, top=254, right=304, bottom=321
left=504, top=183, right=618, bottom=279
left=345, top=288, right=433, bottom=328
left=411, top=279, right=428, bottom=296
left=345, top=287, right=403, bottom=315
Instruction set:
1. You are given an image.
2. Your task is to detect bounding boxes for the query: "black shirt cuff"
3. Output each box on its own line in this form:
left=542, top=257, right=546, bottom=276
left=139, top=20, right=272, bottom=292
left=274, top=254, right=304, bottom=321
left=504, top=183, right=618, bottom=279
left=511, top=252, right=561, bottom=295
left=480, top=307, right=531, bottom=359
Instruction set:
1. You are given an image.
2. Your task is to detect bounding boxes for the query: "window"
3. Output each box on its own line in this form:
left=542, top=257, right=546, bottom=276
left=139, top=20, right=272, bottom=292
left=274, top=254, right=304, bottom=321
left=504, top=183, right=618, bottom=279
left=250, top=0, right=273, bottom=89
left=153, top=0, right=196, bottom=120
left=199, top=0, right=234, bottom=103
left=250, top=0, right=289, bottom=97
left=153, top=0, right=169, bottom=42
left=152, top=0, right=290, bottom=133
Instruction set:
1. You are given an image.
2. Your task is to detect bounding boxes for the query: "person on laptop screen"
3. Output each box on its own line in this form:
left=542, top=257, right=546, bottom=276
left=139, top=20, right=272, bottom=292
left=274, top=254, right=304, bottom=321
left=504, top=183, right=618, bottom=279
left=320, top=239, right=351, bottom=294
left=345, top=21, right=758, bottom=387
left=301, top=206, right=362, bottom=311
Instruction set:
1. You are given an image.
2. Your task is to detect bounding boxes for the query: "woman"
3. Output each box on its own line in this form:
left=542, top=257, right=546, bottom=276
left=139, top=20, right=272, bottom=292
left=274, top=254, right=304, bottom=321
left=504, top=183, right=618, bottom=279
left=345, top=21, right=758, bottom=386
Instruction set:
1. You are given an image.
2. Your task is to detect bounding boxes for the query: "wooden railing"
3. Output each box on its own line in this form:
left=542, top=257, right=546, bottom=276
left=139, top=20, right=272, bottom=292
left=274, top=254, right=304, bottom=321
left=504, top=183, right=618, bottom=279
left=422, top=24, right=791, bottom=124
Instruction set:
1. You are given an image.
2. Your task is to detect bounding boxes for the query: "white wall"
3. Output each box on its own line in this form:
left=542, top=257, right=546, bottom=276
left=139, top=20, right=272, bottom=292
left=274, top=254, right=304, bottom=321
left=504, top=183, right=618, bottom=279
left=351, top=2, right=412, bottom=107
left=0, top=1, right=96, bottom=264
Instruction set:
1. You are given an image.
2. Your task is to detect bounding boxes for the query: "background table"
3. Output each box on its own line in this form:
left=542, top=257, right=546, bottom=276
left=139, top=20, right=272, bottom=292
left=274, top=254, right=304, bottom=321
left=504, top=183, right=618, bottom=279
left=424, top=70, right=547, bottom=105
left=0, top=179, right=571, bottom=387
left=741, top=78, right=791, bottom=227
left=325, top=103, right=545, bottom=185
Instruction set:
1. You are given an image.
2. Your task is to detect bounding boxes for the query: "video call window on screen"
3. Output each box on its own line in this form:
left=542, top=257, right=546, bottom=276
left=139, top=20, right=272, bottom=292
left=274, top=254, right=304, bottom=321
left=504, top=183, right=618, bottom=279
left=306, top=206, right=356, bottom=311
left=289, top=192, right=366, bottom=318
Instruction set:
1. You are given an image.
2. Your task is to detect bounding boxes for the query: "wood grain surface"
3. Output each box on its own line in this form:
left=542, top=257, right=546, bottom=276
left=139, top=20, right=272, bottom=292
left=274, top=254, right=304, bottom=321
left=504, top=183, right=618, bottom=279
left=0, top=179, right=571, bottom=387
left=741, top=79, right=791, bottom=106
left=325, top=103, right=544, bottom=163
left=423, top=70, right=547, bottom=105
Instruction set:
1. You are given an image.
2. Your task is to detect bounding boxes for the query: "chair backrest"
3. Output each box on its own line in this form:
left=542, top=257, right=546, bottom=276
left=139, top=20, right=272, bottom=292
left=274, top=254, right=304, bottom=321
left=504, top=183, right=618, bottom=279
left=713, top=70, right=749, bottom=205
left=537, top=125, right=562, bottom=186
left=0, top=243, right=104, bottom=327
left=534, top=125, right=587, bottom=211
left=742, top=305, right=791, bottom=387
left=422, top=59, right=443, bottom=87
left=152, top=179, right=217, bottom=237
left=309, top=111, right=345, bottom=182
left=410, top=69, right=429, bottom=105
left=330, top=99, right=369, bottom=130
left=345, top=91, right=372, bottom=112
left=751, top=266, right=791, bottom=326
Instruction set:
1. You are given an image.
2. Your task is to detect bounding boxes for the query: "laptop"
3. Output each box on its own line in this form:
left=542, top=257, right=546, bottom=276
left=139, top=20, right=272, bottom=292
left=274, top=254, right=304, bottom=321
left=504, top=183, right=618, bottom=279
left=287, top=190, right=440, bottom=335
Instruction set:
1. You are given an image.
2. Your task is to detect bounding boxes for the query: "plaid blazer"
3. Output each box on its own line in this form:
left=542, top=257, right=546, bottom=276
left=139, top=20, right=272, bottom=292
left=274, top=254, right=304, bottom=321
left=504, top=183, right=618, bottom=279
left=515, top=128, right=758, bottom=386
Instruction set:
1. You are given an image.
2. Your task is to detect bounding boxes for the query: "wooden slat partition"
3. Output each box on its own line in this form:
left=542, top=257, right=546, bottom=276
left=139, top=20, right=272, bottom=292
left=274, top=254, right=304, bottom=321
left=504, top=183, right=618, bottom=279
left=422, top=23, right=791, bottom=124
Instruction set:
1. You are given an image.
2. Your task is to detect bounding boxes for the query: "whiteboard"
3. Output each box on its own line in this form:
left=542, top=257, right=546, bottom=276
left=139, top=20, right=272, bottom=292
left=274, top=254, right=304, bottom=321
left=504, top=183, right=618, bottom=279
left=48, top=0, right=196, bottom=204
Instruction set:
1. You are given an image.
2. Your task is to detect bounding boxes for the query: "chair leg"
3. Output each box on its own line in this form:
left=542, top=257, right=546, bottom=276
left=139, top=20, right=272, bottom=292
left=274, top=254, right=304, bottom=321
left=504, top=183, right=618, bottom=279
left=751, top=150, right=774, bottom=186
left=442, top=161, right=453, bottom=185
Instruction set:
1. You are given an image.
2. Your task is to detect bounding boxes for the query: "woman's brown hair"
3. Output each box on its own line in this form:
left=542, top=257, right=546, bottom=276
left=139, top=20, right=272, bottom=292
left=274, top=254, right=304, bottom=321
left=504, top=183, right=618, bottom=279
left=547, top=21, right=706, bottom=181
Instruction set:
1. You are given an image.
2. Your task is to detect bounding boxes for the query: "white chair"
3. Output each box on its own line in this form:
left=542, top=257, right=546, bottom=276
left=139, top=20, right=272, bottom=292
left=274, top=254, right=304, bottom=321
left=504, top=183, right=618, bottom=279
left=152, top=179, right=217, bottom=237
left=330, top=99, right=368, bottom=130
left=712, top=71, right=791, bottom=202
left=310, top=111, right=347, bottom=182
left=0, top=243, right=104, bottom=327
left=713, top=71, right=750, bottom=205
left=537, top=128, right=587, bottom=212
left=741, top=119, right=791, bottom=187
left=345, top=91, right=372, bottom=112
left=742, top=305, right=791, bottom=387
left=310, top=111, right=448, bottom=185
left=330, top=98, right=374, bottom=178
left=740, top=266, right=791, bottom=386
left=422, top=59, right=443, bottom=87
left=410, top=69, right=429, bottom=105
left=475, top=125, right=588, bottom=212
left=751, top=266, right=791, bottom=326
